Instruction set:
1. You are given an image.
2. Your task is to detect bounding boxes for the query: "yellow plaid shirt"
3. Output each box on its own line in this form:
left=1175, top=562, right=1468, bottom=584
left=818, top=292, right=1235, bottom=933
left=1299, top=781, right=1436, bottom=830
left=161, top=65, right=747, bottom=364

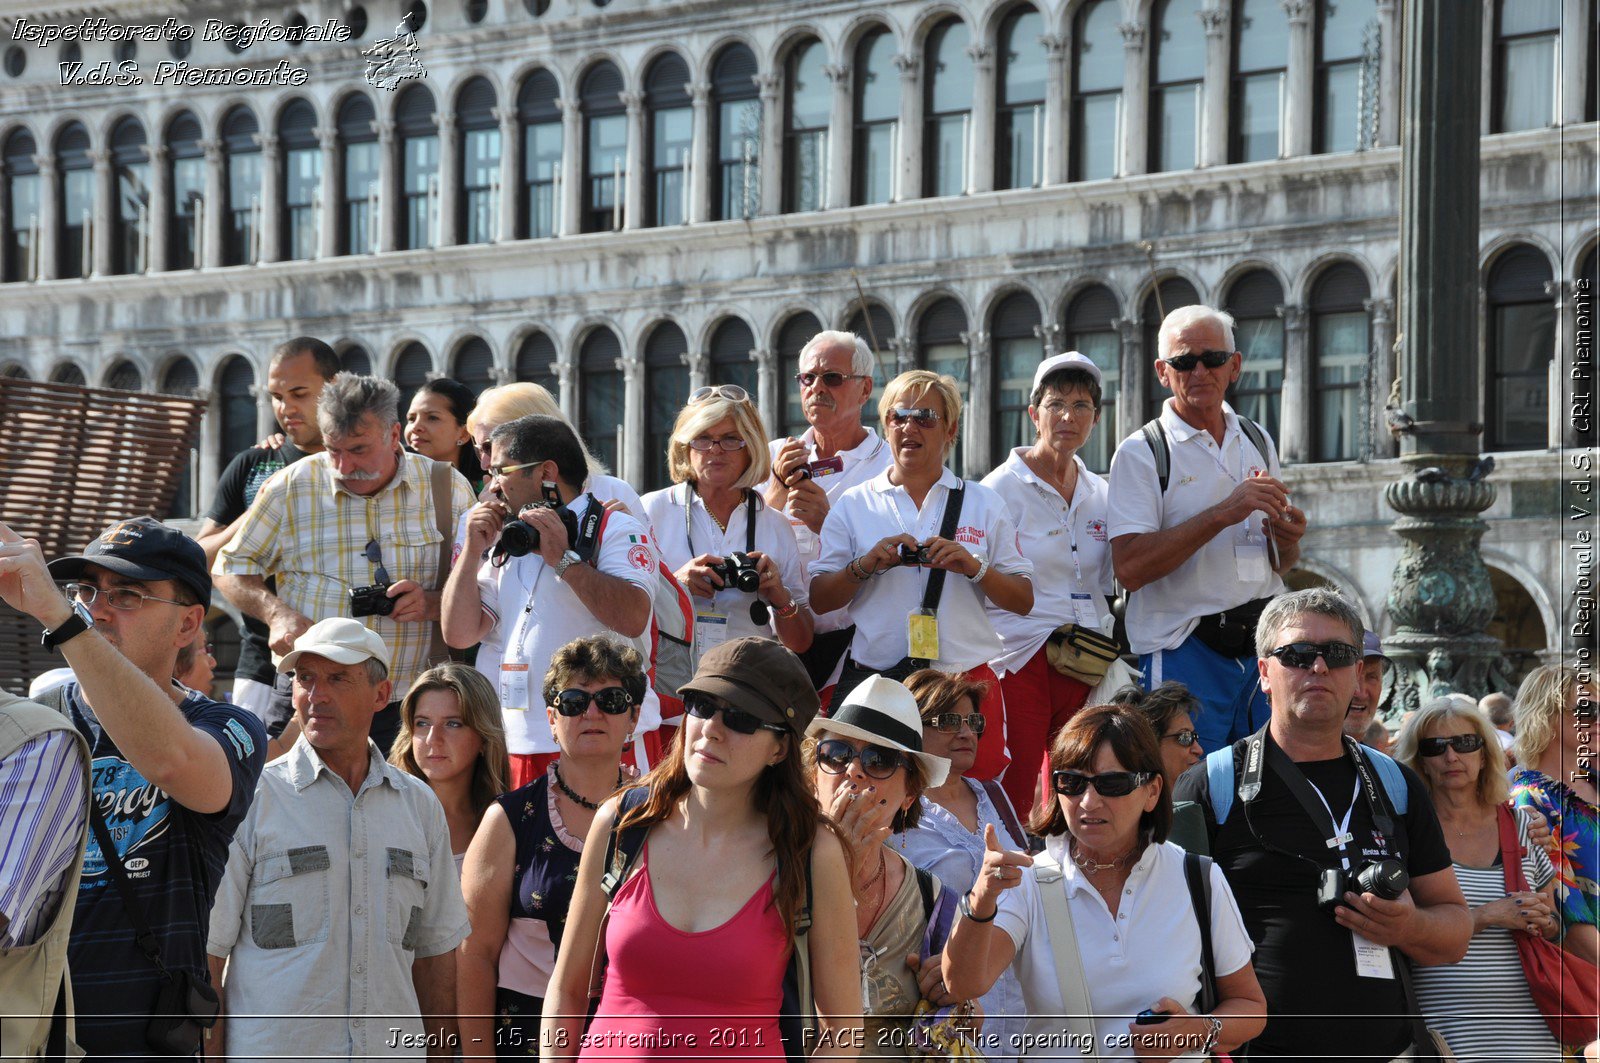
left=214, top=451, right=476, bottom=699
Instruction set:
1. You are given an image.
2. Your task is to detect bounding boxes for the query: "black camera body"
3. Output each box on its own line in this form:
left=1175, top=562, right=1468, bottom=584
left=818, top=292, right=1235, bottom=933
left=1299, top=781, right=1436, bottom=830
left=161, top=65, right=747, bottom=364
left=1316, top=858, right=1409, bottom=914
left=709, top=551, right=762, bottom=593
left=492, top=481, right=579, bottom=564
left=348, top=583, right=395, bottom=617
left=898, top=542, right=933, bottom=566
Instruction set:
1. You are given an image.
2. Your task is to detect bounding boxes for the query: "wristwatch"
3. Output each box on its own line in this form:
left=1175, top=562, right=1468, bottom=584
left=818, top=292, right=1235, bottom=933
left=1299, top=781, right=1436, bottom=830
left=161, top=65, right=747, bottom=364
left=967, top=553, right=991, bottom=583
left=42, top=600, right=94, bottom=652
left=553, top=549, right=583, bottom=580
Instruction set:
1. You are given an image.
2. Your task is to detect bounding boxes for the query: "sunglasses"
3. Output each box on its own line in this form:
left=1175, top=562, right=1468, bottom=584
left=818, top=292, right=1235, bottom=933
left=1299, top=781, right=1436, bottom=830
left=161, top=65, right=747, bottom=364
left=887, top=407, right=942, bottom=429
left=686, top=435, right=749, bottom=452
left=1051, top=769, right=1154, bottom=798
left=1163, top=728, right=1199, bottom=747
left=815, top=737, right=908, bottom=780
left=690, top=384, right=749, bottom=403
left=1417, top=734, right=1486, bottom=757
left=1162, top=349, right=1234, bottom=373
left=924, top=712, right=986, bottom=736
left=795, top=370, right=868, bottom=389
left=1265, top=641, right=1363, bottom=670
left=551, top=686, right=634, bottom=716
left=363, top=539, right=391, bottom=586
left=684, top=694, right=787, bottom=735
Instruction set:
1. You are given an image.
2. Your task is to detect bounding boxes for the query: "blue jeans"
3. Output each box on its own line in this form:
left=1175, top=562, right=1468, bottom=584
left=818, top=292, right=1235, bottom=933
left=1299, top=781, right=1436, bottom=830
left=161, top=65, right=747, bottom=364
left=1141, top=633, right=1270, bottom=753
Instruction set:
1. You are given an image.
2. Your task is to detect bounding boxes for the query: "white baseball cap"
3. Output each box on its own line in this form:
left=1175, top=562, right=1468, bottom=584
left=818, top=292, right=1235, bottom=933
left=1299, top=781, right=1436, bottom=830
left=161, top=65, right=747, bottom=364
left=1032, top=351, right=1104, bottom=394
left=279, top=617, right=392, bottom=673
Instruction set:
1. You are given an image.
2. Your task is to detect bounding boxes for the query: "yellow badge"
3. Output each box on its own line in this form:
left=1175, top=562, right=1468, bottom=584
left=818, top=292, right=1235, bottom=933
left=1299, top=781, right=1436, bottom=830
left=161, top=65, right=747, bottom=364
left=908, top=611, right=941, bottom=661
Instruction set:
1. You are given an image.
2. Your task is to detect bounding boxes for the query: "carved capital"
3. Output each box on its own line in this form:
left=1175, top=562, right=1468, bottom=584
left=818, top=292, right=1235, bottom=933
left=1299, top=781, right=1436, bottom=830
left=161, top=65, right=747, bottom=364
left=619, top=91, right=645, bottom=113
left=1543, top=279, right=1572, bottom=305
left=1276, top=303, right=1308, bottom=332
left=145, top=143, right=168, bottom=163
left=33, top=153, right=57, bottom=175
left=252, top=132, right=280, bottom=154
left=86, top=147, right=111, bottom=168
left=1280, top=0, right=1312, bottom=25
left=753, top=346, right=776, bottom=370
left=436, top=113, right=458, bottom=133
left=316, top=127, right=339, bottom=150
left=1040, top=33, right=1067, bottom=58
left=689, top=81, right=712, bottom=104
left=755, top=72, right=782, bottom=99
left=1199, top=8, right=1228, bottom=37
left=965, top=44, right=993, bottom=69
left=492, top=106, right=517, bottom=127
left=1112, top=317, right=1142, bottom=344
left=372, top=118, right=396, bottom=140
left=822, top=63, right=850, bottom=86
left=960, top=329, right=990, bottom=355
left=199, top=138, right=223, bottom=163
left=1363, top=296, right=1396, bottom=323
left=616, top=357, right=639, bottom=382
left=1118, top=22, right=1146, bottom=50
left=687, top=351, right=711, bottom=378
left=893, top=52, right=919, bottom=78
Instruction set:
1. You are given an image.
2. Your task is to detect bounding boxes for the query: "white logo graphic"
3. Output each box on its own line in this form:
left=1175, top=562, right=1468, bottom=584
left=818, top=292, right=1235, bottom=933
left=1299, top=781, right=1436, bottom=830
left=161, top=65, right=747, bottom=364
left=361, top=15, right=426, bottom=91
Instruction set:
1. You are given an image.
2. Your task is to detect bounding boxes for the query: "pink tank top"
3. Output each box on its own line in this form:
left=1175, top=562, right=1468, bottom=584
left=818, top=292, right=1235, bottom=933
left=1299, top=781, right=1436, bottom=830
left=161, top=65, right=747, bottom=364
left=578, top=848, right=790, bottom=1060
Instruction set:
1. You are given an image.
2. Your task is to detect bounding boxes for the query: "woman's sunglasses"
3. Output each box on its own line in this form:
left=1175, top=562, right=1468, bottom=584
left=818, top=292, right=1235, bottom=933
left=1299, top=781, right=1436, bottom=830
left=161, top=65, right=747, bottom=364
left=886, top=407, right=942, bottom=429
left=684, top=695, right=787, bottom=736
left=690, top=384, right=749, bottom=403
left=551, top=687, right=634, bottom=716
left=1417, top=734, right=1486, bottom=757
left=1051, top=770, right=1154, bottom=798
left=1162, top=729, right=1199, bottom=747
left=815, top=737, right=907, bottom=780
left=924, top=712, right=986, bottom=736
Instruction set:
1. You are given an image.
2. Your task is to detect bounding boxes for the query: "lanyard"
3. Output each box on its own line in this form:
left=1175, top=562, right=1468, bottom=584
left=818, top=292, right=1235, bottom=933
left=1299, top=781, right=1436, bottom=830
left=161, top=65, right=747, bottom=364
left=1304, top=775, right=1362, bottom=871
left=684, top=485, right=756, bottom=559
left=1024, top=473, right=1086, bottom=586
left=1239, top=726, right=1398, bottom=873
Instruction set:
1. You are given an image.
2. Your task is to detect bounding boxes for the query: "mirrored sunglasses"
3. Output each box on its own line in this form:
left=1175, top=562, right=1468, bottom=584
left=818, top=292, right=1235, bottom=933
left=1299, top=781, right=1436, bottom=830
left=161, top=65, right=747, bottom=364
left=925, top=712, right=986, bottom=736
left=1266, top=641, right=1363, bottom=670
left=1162, top=349, right=1233, bottom=372
left=886, top=407, right=942, bottom=429
left=1162, top=728, right=1200, bottom=747
left=551, top=687, right=634, bottom=716
left=815, top=737, right=907, bottom=780
left=1417, top=734, right=1486, bottom=757
left=1051, top=769, right=1153, bottom=798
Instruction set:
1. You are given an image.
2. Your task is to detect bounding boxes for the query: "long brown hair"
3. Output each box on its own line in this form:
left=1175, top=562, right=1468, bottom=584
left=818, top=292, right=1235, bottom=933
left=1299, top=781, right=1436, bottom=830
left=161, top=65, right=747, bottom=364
left=391, top=663, right=510, bottom=818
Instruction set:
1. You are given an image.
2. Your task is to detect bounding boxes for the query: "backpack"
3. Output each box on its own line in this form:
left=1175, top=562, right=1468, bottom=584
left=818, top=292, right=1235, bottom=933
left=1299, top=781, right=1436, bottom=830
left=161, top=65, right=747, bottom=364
left=1202, top=742, right=1411, bottom=826
left=1141, top=415, right=1273, bottom=495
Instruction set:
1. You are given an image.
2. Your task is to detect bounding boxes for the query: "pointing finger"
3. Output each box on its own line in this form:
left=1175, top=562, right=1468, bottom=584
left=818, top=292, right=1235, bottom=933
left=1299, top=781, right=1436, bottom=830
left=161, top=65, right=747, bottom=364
left=984, top=823, right=1003, bottom=852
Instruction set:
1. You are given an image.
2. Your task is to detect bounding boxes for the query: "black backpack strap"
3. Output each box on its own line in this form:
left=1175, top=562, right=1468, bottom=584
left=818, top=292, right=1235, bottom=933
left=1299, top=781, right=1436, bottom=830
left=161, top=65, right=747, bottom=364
left=1237, top=417, right=1271, bottom=470
left=1183, top=851, right=1219, bottom=1015
left=1140, top=419, right=1171, bottom=495
left=600, top=785, right=652, bottom=899
left=914, top=864, right=938, bottom=921
left=920, top=484, right=966, bottom=614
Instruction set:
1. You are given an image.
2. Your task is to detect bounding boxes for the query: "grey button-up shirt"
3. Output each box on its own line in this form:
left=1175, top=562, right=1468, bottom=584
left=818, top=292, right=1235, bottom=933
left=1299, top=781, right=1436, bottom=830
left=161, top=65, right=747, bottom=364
left=207, top=738, right=470, bottom=1061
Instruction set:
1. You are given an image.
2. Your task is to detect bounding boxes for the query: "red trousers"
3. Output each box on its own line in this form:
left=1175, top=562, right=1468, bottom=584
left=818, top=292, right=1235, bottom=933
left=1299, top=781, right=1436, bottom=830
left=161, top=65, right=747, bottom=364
left=507, top=729, right=665, bottom=792
left=996, top=647, right=1093, bottom=817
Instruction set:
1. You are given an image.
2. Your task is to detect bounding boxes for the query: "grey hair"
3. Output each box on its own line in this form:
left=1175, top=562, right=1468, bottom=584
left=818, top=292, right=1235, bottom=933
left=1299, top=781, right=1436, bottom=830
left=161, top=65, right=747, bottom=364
left=1256, top=587, right=1364, bottom=658
left=317, top=372, right=400, bottom=439
left=1480, top=690, right=1514, bottom=728
left=361, top=657, right=389, bottom=685
left=800, top=330, right=876, bottom=378
left=1158, top=304, right=1236, bottom=358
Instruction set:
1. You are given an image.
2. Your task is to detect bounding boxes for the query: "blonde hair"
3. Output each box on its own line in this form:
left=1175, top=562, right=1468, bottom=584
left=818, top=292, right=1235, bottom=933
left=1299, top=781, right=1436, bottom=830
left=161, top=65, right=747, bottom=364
left=468, top=382, right=608, bottom=477
left=667, top=393, right=772, bottom=489
left=1512, top=663, right=1587, bottom=765
left=391, top=663, right=511, bottom=816
left=878, top=370, right=963, bottom=459
left=1393, top=700, right=1509, bottom=807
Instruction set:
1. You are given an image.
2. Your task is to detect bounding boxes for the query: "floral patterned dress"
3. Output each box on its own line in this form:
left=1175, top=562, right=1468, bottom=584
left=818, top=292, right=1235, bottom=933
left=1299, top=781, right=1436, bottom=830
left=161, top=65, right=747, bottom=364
left=1510, top=767, right=1599, bottom=930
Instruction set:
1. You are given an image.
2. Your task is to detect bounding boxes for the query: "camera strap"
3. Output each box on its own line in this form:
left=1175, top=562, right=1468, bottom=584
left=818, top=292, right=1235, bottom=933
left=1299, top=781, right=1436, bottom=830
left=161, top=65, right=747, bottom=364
left=684, top=485, right=757, bottom=559
left=919, top=483, right=966, bottom=614
left=1240, top=726, right=1396, bottom=872
left=571, top=493, right=602, bottom=562
left=84, top=795, right=176, bottom=984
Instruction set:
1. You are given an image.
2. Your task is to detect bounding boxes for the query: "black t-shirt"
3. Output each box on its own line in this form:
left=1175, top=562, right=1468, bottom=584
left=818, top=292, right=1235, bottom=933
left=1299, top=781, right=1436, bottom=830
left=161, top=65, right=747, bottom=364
left=1173, top=739, right=1453, bottom=1062
left=204, top=441, right=307, bottom=685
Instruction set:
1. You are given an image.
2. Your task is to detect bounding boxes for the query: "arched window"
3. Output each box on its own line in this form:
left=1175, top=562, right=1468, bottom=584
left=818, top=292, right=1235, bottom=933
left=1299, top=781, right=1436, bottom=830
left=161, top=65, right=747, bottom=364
left=1309, top=263, right=1370, bottom=460
left=339, top=345, right=372, bottom=376
left=109, top=117, right=148, bottom=275
left=392, top=342, right=432, bottom=419
left=991, top=291, right=1043, bottom=455
left=923, top=19, right=972, bottom=198
left=278, top=99, right=320, bottom=260
left=852, top=27, right=898, bottom=206
left=709, top=317, right=758, bottom=397
left=0, top=362, right=30, bottom=379
left=579, top=328, right=623, bottom=470
left=218, top=355, right=257, bottom=467
left=711, top=44, right=761, bottom=221
left=643, top=321, right=689, bottom=490
left=165, top=113, right=203, bottom=269
left=338, top=94, right=379, bottom=254
left=515, top=332, right=559, bottom=393
left=1148, top=0, right=1205, bottom=173
left=1062, top=285, right=1121, bottom=471
left=995, top=5, right=1046, bottom=190
left=845, top=301, right=895, bottom=429
left=518, top=70, right=561, bottom=238
left=4, top=128, right=38, bottom=281
left=1223, top=270, right=1285, bottom=439
left=776, top=311, right=822, bottom=436
left=645, top=53, right=692, bottom=227
left=1486, top=245, right=1555, bottom=451
left=160, top=356, right=199, bottom=396
left=105, top=359, right=142, bottom=391
left=453, top=336, right=495, bottom=397
left=1493, top=0, right=1560, bottom=132
left=784, top=39, right=829, bottom=213
left=580, top=62, right=626, bottom=233
left=220, top=106, right=261, bottom=266
left=1142, top=277, right=1201, bottom=418
left=1231, top=0, right=1289, bottom=162
left=1314, top=0, right=1374, bottom=154
left=50, top=362, right=85, bottom=385
left=917, top=297, right=969, bottom=472
left=1071, top=0, right=1122, bottom=182
left=396, top=85, right=439, bottom=249
left=55, top=121, right=92, bottom=278
left=457, top=77, right=500, bottom=244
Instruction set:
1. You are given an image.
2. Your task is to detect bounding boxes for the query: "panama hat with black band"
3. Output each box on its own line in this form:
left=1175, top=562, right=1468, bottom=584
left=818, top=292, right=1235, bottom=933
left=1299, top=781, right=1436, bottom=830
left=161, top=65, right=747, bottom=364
left=805, top=674, right=950, bottom=786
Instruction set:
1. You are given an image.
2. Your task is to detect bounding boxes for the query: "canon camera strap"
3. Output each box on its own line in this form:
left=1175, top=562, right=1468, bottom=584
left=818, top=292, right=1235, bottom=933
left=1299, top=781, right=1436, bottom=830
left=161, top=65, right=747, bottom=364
left=570, top=493, right=601, bottom=562
left=919, top=484, right=966, bottom=614
left=1238, top=725, right=1398, bottom=871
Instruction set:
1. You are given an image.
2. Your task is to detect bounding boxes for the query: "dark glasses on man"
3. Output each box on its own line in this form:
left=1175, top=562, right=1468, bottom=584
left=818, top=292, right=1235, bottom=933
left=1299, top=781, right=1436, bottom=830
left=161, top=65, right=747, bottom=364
left=795, top=371, right=868, bottom=389
left=1266, top=641, right=1363, bottom=670
left=815, top=737, right=908, bottom=779
left=1163, top=729, right=1199, bottom=747
left=1162, top=349, right=1233, bottom=373
left=551, top=687, right=634, bottom=716
left=924, top=712, right=986, bottom=736
left=1051, top=770, right=1154, bottom=798
left=684, top=694, right=787, bottom=736
left=1417, top=734, right=1486, bottom=757
left=887, top=407, right=942, bottom=429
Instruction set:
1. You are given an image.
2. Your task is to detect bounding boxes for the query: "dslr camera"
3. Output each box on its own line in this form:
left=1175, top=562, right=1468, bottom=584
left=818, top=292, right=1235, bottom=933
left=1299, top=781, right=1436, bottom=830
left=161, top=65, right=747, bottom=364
left=898, top=542, right=933, bottom=566
left=492, top=481, right=579, bottom=565
left=1316, top=859, right=1409, bottom=914
left=709, top=551, right=762, bottom=593
left=349, top=583, right=395, bottom=618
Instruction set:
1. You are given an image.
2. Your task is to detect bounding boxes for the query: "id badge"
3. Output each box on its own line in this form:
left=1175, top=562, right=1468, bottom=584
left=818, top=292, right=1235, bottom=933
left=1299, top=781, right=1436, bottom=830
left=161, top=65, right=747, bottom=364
left=499, top=662, right=531, bottom=711
left=1069, top=592, right=1102, bottom=630
left=694, top=609, right=729, bottom=659
left=908, top=610, right=940, bottom=660
left=1352, top=933, right=1396, bottom=979
left=1235, top=542, right=1269, bottom=582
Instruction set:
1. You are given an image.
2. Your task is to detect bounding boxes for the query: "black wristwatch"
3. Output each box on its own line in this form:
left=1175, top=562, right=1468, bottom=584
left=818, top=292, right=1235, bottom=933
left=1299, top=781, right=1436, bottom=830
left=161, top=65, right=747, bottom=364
left=42, top=600, right=94, bottom=652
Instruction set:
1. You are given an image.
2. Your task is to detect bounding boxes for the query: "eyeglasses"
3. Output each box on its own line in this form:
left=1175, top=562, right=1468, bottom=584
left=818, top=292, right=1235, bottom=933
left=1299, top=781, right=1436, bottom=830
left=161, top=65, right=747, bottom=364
left=684, top=694, right=787, bottom=735
left=686, top=435, right=749, bottom=452
left=886, top=407, right=942, bottom=429
left=1051, top=769, right=1154, bottom=798
left=551, top=686, right=634, bottom=716
left=814, top=737, right=908, bottom=779
left=795, top=371, right=869, bottom=389
left=363, top=540, right=392, bottom=586
left=488, top=460, right=543, bottom=480
left=1162, top=350, right=1234, bottom=373
left=1040, top=400, right=1098, bottom=419
left=1162, top=729, right=1200, bottom=748
left=924, top=712, right=986, bottom=736
left=690, top=385, right=749, bottom=403
left=64, top=582, right=187, bottom=612
left=1265, top=641, right=1363, bottom=670
left=1417, top=734, right=1486, bottom=757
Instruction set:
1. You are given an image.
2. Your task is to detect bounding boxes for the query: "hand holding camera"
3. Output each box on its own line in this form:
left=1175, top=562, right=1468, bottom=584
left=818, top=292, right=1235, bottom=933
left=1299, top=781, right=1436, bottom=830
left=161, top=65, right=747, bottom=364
left=1328, top=858, right=1417, bottom=948
left=491, top=481, right=579, bottom=567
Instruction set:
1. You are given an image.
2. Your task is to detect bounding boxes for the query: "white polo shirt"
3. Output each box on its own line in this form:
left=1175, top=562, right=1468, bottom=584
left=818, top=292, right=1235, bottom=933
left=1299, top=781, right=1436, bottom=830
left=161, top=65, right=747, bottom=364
left=981, top=448, right=1116, bottom=676
left=640, top=483, right=809, bottom=654
left=763, top=427, right=892, bottom=634
left=812, top=467, right=1032, bottom=673
left=473, top=494, right=660, bottom=755
left=1107, top=400, right=1285, bottom=655
left=994, top=836, right=1254, bottom=1061
left=452, top=473, right=650, bottom=571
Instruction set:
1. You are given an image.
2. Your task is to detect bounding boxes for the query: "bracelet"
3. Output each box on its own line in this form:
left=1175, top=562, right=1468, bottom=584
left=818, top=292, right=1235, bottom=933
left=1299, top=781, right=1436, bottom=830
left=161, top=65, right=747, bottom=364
left=967, top=554, right=991, bottom=582
left=773, top=598, right=801, bottom=620
left=848, top=557, right=873, bottom=583
left=1198, top=1014, right=1223, bottom=1055
left=958, top=891, right=996, bottom=923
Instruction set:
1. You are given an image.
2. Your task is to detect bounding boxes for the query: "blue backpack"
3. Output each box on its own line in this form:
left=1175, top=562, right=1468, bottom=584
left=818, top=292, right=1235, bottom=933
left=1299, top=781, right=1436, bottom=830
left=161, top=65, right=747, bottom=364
left=1202, top=743, right=1410, bottom=825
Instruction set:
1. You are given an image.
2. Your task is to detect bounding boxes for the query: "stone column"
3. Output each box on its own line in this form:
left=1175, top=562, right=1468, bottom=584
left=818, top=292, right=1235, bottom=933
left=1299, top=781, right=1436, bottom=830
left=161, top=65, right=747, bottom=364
left=146, top=144, right=169, bottom=272
left=201, top=138, right=224, bottom=268
left=1035, top=322, right=1061, bottom=358
left=376, top=119, right=399, bottom=252
left=894, top=53, right=922, bottom=200
left=1367, top=297, right=1398, bottom=458
left=619, top=355, right=642, bottom=485
left=756, top=347, right=779, bottom=437
left=689, top=82, right=712, bottom=223
left=436, top=113, right=459, bottom=246
left=557, top=359, right=578, bottom=422
left=687, top=351, right=709, bottom=391
left=1562, top=0, right=1589, bottom=124
left=961, top=330, right=993, bottom=469
left=967, top=45, right=996, bottom=193
left=1283, top=0, right=1314, bottom=156
left=494, top=106, right=518, bottom=241
left=1119, top=22, right=1148, bottom=177
left=559, top=100, right=583, bottom=237
left=1114, top=318, right=1144, bottom=442
left=255, top=133, right=280, bottom=264
left=89, top=148, right=112, bottom=277
left=622, top=91, right=645, bottom=229
left=1041, top=35, right=1068, bottom=185
left=1546, top=281, right=1572, bottom=447
left=823, top=64, right=851, bottom=209
left=317, top=128, right=339, bottom=258
left=30, top=155, right=55, bottom=280
left=1276, top=303, right=1312, bottom=463
left=757, top=73, right=783, bottom=216
left=1200, top=7, right=1231, bottom=167
left=1376, top=0, right=1400, bottom=145
left=252, top=382, right=275, bottom=438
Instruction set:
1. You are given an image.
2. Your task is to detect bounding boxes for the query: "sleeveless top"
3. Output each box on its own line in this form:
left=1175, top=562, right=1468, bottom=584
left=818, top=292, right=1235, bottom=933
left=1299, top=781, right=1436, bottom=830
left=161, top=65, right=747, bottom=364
left=494, top=768, right=585, bottom=997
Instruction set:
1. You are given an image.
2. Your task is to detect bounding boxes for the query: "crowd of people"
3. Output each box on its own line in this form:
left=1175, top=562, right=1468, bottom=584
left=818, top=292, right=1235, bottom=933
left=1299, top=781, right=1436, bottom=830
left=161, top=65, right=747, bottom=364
left=0, top=308, right=1594, bottom=1062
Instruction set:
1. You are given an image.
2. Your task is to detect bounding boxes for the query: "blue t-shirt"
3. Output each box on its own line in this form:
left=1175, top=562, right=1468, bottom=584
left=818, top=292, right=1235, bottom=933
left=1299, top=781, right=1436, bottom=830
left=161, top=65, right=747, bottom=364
left=63, top=681, right=266, bottom=1059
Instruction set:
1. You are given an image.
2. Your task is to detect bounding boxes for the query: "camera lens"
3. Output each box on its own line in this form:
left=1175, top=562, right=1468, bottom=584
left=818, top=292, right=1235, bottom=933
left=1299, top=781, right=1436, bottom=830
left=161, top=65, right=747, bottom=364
left=494, top=517, right=538, bottom=560
left=1355, top=859, right=1409, bottom=900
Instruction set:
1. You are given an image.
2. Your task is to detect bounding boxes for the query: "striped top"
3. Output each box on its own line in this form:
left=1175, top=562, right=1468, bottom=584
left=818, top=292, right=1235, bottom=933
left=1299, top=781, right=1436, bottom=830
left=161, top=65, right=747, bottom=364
left=1413, top=808, right=1562, bottom=1062
left=0, top=730, right=88, bottom=947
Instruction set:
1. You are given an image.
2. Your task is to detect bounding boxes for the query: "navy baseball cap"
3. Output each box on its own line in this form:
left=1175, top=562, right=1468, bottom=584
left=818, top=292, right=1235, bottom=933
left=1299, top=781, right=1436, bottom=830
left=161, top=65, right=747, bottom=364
left=48, top=517, right=211, bottom=604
